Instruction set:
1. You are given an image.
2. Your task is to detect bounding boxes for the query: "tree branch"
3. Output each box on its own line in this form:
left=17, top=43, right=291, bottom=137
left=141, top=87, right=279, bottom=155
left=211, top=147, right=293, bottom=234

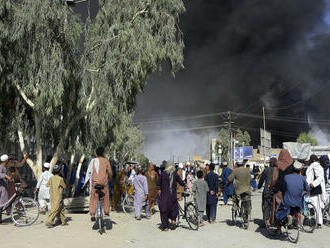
left=131, top=8, right=148, bottom=23
left=14, top=81, right=35, bottom=109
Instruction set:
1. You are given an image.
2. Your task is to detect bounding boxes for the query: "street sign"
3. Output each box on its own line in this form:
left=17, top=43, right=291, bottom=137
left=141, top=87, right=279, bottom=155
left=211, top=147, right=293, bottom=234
left=232, top=146, right=253, bottom=160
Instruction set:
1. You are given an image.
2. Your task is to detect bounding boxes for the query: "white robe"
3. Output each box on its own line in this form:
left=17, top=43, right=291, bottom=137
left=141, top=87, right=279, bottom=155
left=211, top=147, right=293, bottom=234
left=306, top=162, right=326, bottom=224
left=37, top=171, right=53, bottom=200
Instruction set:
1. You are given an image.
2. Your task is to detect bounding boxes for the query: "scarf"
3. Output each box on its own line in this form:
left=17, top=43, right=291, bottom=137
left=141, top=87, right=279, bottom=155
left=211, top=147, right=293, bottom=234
left=165, top=165, right=175, bottom=194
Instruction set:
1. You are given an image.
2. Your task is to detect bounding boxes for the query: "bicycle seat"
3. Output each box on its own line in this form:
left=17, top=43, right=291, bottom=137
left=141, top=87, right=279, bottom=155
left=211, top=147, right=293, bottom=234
left=94, top=185, right=104, bottom=190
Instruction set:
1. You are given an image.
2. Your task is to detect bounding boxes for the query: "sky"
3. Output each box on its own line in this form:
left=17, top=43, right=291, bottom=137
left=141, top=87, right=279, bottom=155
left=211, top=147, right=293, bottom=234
left=134, top=0, right=330, bottom=163
left=75, top=1, right=330, bottom=163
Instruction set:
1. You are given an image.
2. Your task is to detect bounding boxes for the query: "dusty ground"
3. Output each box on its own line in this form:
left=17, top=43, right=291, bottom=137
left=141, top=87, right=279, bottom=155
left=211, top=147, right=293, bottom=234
left=1, top=191, right=330, bottom=248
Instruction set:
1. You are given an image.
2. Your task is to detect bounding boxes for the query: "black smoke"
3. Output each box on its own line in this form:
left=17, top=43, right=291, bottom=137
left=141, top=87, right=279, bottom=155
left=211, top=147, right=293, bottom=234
left=135, top=0, right=330, bottom=161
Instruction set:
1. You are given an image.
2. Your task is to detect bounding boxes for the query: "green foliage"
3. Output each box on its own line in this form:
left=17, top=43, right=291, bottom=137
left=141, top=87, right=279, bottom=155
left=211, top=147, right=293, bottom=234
left=0, top=0, right=185, bottom=168
left=218, top=128, right=251, bottom=162
left=297, top=132, right=318, bottom=146
left=136, top=154, right=149, bottom=169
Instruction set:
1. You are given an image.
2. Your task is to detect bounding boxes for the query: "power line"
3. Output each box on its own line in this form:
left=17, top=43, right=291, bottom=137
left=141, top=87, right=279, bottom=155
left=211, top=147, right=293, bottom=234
left=134, top=112, right=227, bottom=125
left=142, top=124, right=228, bottom=134
left=135, top=110, right=330, bottom=126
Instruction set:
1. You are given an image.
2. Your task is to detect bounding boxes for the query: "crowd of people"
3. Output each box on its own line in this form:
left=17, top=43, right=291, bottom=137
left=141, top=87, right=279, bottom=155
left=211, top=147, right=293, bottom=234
left=1, top=147, right=330, bottom=238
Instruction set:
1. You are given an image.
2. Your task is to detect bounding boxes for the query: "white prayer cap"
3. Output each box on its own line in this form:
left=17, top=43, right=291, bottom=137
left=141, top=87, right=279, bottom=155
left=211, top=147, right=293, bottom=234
left=222, top=161, right=228, bottom=166
left=43, top=162, right=50, bottom=169
left=186, top=162, right=191, bottom=166
left=52, top=164, right=61, bottom=173
left=0, top=154, right=9, bottom=162
left=237, top=159, right=244, bottom=165
left=293, top=161, right=302, bottom=170
left=179, top=163, right=183, bottom=169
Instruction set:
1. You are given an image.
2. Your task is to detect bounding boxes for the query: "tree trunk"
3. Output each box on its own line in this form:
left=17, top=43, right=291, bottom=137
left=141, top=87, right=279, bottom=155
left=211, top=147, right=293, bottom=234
left=71, top=154, right=85, bottom=195
left=65, top=152, right=76, bottom=184
left=17, top=128, right=38, bottom=179
left=34, top=113, right=43, bottom=178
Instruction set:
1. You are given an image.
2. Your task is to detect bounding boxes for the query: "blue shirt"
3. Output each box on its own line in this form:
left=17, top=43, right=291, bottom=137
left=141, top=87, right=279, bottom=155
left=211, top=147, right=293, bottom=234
left=204, top=171, right=219, bottom=205
left=221, top=168, right=234, bottom=195
left=282, top=174, right=310, bottom=209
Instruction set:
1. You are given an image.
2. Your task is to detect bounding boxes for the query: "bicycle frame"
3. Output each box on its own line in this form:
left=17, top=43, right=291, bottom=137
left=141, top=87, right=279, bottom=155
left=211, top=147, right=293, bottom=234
left=0, top=184, right=23, bottom=213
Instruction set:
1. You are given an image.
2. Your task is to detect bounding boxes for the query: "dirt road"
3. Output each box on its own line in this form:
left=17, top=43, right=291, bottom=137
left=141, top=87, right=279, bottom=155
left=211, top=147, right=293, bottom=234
left=1, top=192, right=329, bottom=248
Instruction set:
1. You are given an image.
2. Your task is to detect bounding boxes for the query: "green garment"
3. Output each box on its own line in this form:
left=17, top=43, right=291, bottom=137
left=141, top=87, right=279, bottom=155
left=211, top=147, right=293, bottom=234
left=228, top=167, right=251, bottom=195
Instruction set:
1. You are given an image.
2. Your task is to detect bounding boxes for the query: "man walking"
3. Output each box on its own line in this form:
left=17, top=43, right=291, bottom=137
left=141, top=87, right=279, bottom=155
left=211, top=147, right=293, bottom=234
left=0, top=154, right=11, bottom=224
left=133, top=168, right=149, bottom=220
left=204, top=163, right=219, bottom=223
left=220, top=162, right=233, bottom=205
left=258, top=158, right=277, bottom=226
left=157, top=163, right=184, bottom=231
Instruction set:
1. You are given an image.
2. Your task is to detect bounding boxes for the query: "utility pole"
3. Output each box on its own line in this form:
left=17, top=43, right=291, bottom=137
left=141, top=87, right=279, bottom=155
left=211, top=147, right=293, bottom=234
left=227, top=111, right=233, bottom=168
left=221, top=111, right=235, bottom=168
left=263, top=106, right=266, bottom=167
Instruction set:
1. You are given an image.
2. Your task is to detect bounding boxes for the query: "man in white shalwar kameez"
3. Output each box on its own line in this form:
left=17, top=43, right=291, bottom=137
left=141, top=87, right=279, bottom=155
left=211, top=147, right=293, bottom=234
left=306, top=155, right=327, bottom=227
left=35, top=163, right=53, bottom=213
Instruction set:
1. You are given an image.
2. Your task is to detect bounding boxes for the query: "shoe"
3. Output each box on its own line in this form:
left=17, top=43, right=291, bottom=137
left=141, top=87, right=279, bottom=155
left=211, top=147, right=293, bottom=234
left=91, top=216, right=96, bottom=222
left=161, top=228, right=169, bottom=232
left=317, top=224, right=322, bottom=229
left=146, top=216, right=151, bottom=219
left=45, top=222, right=54, bottom=228
left=61, top=222, right=69, bottom=226
left=136, top=216, right=141, bottom=220
left=198, top=222, right=205, bottom=227
left=170, top=223, right=177, bottom=230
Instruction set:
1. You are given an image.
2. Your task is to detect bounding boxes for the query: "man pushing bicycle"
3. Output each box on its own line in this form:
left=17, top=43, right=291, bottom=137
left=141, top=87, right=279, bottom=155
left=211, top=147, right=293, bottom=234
left=227, top=160, right=252, bottom=221
left=84, top=147, right=112, bottom=221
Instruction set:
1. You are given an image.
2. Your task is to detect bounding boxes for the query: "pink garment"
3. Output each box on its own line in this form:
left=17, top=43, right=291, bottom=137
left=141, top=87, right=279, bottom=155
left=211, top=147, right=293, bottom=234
left=186, top=174, right=193, bottom=192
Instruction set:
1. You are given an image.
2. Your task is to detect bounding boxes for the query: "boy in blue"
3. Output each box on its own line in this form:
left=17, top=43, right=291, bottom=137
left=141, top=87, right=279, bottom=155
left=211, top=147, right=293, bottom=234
left=275, top=161, right=310, bottom=227
left=204, top=163, right=219, bottom=223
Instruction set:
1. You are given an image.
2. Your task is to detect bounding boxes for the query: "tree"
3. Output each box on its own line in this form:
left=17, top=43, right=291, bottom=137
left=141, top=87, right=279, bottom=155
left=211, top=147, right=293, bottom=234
left=0, top=0, right=185, bottom=178
left=297, top=132, right=318, bottom=146
left=136, top=154, right=149, bottom=169
left=218, top=128, right=251, bottom=162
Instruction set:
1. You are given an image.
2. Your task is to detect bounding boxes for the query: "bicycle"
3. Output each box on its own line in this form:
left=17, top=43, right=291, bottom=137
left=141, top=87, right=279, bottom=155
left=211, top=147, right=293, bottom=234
left=121, top=183, right=135, bottom=214
left=94, top=184, right=105, bottom=234
left=0, top=183, right=40, bottom=226
left=301, top=195, right=317, bottom=233
left=232, top=193, right=250, bottom=229
left=177, top=192, right=199, bottom=231
left=278, top=207, right=301, bottom=243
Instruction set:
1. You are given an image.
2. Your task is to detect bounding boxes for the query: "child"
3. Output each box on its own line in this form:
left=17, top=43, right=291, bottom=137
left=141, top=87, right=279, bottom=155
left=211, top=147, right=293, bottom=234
left=35, top=162, right=53, bottom=214
left=46, top=164, right=67, bottom=227
left=192, top=170, right=209, bottom=227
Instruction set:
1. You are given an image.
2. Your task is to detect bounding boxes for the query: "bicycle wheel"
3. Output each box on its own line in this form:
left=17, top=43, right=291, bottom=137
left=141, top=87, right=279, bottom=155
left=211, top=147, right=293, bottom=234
left=11, top=197, right=40, bottom=227
left=323, top=204, right=330, bottom=227
left=286, top=215, right=300, bottom=243
left=122, top=194, right=134, bottom=214
left=302, top=202, right=317, bottom=233
left=185, top=203, right=199, bottom=231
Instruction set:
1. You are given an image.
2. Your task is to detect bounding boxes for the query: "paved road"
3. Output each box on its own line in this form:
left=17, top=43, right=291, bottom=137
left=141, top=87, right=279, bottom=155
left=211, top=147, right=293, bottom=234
left=1, top=191, right=329, bottom=248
